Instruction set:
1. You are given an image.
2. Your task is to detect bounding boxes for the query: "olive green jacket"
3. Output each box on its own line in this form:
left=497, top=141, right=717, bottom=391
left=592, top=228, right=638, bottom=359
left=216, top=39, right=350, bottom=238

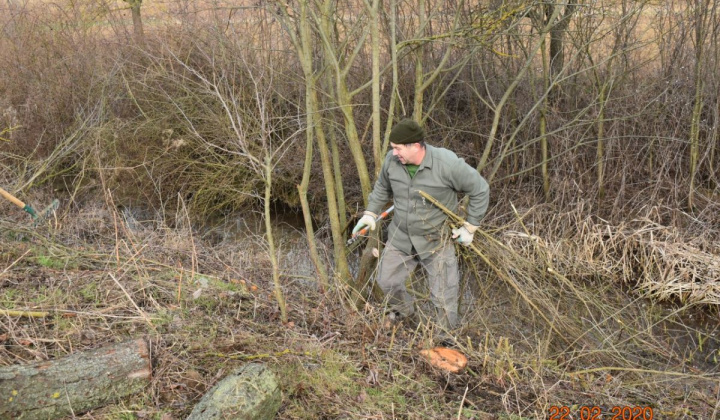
left=366, top=144, right=490, bottom=257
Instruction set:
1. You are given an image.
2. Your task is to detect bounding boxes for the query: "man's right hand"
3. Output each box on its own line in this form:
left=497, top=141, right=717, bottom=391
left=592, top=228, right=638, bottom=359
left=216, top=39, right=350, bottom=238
left=352, top=213, right=377, bottom=235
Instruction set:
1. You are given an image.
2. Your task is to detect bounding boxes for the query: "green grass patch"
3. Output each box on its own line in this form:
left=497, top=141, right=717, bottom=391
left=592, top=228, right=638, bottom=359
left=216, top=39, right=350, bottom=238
left=35, top=254, right=68, bottom=270
left=30, top=245, right=80, bottom=270
left=275, top=348, right=450, bottom=418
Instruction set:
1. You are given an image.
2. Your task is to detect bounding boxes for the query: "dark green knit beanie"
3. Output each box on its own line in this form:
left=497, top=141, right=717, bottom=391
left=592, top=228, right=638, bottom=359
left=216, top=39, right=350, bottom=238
left=389, top=119, right=425, bottom=144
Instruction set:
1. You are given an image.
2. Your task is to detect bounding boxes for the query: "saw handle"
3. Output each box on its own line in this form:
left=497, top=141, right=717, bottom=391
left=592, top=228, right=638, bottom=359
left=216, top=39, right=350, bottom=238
left=0, top=187, right=38, bottom=218
left=347, top=205, right=395, bottom=246
left=0, top=186, right=26, bottom=208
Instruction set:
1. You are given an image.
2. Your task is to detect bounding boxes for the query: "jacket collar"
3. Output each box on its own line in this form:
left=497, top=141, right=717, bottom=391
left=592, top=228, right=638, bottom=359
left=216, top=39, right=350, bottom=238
left=418, top=144, right=434, bottom=170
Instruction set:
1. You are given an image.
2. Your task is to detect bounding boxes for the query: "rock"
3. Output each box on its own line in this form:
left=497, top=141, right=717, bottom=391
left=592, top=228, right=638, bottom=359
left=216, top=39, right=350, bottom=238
left=186, top=363, right=281, bottom=420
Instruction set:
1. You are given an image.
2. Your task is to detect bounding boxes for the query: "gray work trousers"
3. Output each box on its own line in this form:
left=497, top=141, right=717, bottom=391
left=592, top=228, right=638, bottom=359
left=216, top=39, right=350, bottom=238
left=377, top=242, right=460, bottom=329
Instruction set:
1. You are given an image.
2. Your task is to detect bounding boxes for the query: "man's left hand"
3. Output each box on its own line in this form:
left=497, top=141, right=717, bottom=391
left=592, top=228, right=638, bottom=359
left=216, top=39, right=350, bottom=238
left=452, top=222, right=478, bottom=246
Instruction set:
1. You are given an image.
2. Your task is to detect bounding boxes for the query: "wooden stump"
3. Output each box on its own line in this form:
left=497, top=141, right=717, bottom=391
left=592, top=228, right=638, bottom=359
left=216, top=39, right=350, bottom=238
left=355, top=226, right=385, bottom=302
left=0, top=338, right=152, bottom=419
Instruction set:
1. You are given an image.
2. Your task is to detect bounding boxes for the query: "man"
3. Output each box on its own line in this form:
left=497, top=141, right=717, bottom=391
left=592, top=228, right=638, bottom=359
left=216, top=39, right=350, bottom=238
left=352, top=119, right=490, bottom=335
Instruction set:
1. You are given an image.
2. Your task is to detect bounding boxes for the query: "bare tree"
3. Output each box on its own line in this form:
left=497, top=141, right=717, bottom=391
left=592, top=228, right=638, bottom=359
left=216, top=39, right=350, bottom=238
left=160, top=44, right=296, bottom=323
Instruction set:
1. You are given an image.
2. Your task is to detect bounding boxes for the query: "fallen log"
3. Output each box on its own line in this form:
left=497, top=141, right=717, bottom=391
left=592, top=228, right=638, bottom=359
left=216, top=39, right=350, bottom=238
left=0, top=338, right=151, bottom=419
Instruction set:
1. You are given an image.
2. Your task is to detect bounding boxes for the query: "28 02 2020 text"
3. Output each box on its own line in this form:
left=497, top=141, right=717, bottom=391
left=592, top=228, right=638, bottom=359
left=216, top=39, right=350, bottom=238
left=548, top=405, right=654, bottom=420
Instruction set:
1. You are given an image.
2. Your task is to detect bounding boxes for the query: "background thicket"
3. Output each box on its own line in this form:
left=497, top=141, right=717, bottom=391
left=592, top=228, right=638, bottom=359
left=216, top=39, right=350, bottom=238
left=1, top=0, right=720, bottom=418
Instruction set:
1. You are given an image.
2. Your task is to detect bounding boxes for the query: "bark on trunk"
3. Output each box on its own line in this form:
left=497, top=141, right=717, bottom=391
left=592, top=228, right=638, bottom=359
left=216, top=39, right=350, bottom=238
left=0, top=338, right=151, bottom=419
left=131, top=2, right=144, bottom=44
left=355, top=226, right=385, bottom=302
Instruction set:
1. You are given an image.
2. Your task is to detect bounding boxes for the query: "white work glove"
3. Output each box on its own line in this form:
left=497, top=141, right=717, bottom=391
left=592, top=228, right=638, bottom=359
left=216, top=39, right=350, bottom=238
left=352, top=212, right=378, bottom=235
left=452, top=222, right=478, bottom=246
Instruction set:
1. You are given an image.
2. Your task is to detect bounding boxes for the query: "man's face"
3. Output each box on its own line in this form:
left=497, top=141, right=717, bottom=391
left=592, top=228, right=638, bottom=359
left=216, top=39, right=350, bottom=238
left=391, top=142, right=422, bottom=165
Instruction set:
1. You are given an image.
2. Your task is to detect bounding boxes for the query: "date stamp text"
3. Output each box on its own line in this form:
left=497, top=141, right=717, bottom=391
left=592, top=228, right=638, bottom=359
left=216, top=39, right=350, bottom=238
left=548, top=405, right=654, bottom=420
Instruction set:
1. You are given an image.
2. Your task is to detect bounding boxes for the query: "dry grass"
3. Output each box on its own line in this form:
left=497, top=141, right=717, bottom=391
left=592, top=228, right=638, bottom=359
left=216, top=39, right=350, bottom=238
left=2, top=191, right=719, bottom=419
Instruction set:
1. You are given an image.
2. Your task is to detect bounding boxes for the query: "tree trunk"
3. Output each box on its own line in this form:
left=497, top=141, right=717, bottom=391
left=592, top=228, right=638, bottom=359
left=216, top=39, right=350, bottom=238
left=125, top=0, right=145, bottom=44
left=540, top=37, right=550, bottom=201
left=329, top=126, right=348, bottom=232
left=354, top=224, right=385, bottom=302
left=596, top=84, right=607, bottom=200
left=310, top=87, right=355, bottom=291
left=367, top=0, right=382, bottom=169
left=0, top=338, right=151, bottom=419
left=265, top=156, right=287, bottom=323
left=296, top=0, right=329, bottom=290
left=688, top=0, right=710, bottom=210
left=131, top=5, right=144, bottom=43
left=549, top=27, right=565, bottom=80
left=316, top=0, right=372, bottom=203
left=413, top=0, right=426, bottom=121
left=546, top=2, right=575, bottom=101
left=381, top=0, right=400, bottom=162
